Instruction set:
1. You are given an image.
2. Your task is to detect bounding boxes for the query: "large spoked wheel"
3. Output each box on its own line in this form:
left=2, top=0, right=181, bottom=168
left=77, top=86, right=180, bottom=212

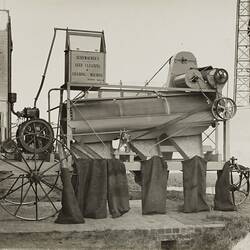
left=230, top=164, right=250, bottom=206
left=212, top=97, right=237, bottom=120
left=0, top=137, right=71, bottom=221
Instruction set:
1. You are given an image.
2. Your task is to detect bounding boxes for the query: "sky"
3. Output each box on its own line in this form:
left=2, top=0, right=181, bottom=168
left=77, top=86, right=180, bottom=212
left=1, top=0, right=250, bottom=165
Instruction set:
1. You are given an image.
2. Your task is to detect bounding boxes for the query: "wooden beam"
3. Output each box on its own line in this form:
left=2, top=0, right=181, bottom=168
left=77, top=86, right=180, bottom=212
left=124, top=161, right=225, bottom=171
left=128, top=142, right=147, bottom=161
left=166, top=137, right=189, bottom=160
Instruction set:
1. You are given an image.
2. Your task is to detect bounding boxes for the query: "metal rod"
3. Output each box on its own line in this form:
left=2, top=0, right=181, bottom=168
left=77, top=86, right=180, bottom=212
left=41, top=179, right=62, bottom=192
left=54, top=27, right=103, bottom=34
left=0, top=156, right=29, bottom=174
left=223, top=120, right=230, bottom=161
left=136, top=57, right=171, bottom=96
left=66, top=82, right=71, bottom=149
left=48, top=88, right=63, bottom=123
left=2, top=180, right=30, bottom=199
left=40, top=155, right=68, bottom=175
left=0, top=9, right=9, bottom=15
left=215, top=122, right=219, bottom=154
left=35, top=183, right=38, bottom=220
left=67, top=83, right=216, bottom=93
left=38, top=182, right=58, bottom=212
left=37, top=159, right=45, bottom=172
left=14, top=183, right=31, bottom=216
left=3, top=175, right=21, bottom=198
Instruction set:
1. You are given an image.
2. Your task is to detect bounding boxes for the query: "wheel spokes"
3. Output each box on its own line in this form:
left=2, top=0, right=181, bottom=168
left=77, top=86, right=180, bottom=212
left=38, top=182, right=58, bottom=213
left=40, top=155, right=69, bottom=175
left=212, top=97, right=237, bottom=121
left=14, top=183, right=32, bottom=216
left=2, top=180, right=30, bottom=200
left=0, top=134, right=72, bottom=220
left=230, top=166, right=250, bottom=206
left=0, top=156, right=29, bottom=174
left=0, top=173, right=14, bottom=183
left=41, top=178, right=62, bottom=192
left=34, top=182, right=38, bottom=220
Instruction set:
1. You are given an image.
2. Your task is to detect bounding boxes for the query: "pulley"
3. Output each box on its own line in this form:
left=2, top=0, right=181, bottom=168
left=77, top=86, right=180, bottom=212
left=1, top=139, right=17, bottom=154
left=200, top=68, right=228, bottom=90
left=212, top=97, right=237, bottom=120
left=16, top=119, right=54, bottom=153
left=213, top=68, right=228, bottom=85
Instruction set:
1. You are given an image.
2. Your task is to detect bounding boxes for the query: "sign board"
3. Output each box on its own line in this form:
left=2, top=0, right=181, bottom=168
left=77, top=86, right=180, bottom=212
left=69, top=50, right=105, bottom=84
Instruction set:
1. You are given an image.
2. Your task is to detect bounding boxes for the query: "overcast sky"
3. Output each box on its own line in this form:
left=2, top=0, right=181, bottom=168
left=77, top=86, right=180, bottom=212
left=2, top=0, right=250, bottom=165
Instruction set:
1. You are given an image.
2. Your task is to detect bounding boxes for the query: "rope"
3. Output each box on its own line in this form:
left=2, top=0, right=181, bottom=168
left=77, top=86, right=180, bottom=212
left=136, top=57, right=171, bottom=96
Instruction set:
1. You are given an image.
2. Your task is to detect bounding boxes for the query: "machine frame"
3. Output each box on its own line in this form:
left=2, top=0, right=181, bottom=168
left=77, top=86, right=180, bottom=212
left=0, top=23, right=248, bottom=221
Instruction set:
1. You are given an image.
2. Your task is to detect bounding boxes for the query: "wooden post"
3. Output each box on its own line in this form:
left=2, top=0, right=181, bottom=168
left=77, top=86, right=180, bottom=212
left=120, top=80, right=124, bottom=97
left=98, top=89, right=102, bottom=98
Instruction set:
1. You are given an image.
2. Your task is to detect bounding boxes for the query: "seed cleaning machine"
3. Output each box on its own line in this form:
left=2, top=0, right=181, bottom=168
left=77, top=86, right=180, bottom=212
left=0, top=10, right=248, bottom=221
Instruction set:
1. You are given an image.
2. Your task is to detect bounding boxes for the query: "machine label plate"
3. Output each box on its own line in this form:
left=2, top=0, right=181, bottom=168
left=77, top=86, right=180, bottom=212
left=69, top=50, right=105, bottom=84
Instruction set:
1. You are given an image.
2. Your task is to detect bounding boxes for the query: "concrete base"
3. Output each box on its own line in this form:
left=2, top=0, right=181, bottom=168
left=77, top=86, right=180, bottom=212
left=0, top=200, right=225, bottom=249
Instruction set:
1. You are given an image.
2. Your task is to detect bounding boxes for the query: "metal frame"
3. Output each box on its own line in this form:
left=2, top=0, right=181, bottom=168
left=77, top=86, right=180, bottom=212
left=47, top=85, right=231, bottom=171
left=65, top=29, right=106, bottom=86
left=44, top=29, right=232, bottom=172
left=0, top=10, right=12, bottom=140
left=234, top=0, right=250, bottom=107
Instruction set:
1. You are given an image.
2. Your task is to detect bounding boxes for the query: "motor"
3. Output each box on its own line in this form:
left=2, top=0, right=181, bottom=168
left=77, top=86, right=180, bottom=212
left=9, top=93, right=54, bottom=153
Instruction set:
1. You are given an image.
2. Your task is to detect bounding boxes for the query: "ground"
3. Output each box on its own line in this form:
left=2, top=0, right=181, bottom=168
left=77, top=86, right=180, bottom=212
left=0, top=172, right=249, bottom=249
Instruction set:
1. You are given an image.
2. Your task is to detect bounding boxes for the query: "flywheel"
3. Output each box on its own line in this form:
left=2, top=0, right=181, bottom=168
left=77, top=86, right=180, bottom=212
left=16, top=119, right=54, bottom=153
left=212, top=97, right=237, bottom=120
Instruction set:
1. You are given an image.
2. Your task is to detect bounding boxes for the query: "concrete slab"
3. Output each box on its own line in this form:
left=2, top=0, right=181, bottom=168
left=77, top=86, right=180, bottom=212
left=0, top=200, right=225, bottom=249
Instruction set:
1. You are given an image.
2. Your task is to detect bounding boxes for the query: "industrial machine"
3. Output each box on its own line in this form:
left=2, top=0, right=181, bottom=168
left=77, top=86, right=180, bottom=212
left=0, top=10, right=248, bottom=221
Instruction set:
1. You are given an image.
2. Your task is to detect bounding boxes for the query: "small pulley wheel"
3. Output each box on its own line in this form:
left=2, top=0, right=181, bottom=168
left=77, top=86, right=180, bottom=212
left=214, top=68, right=228, bottom=84
left=212, top=97, right=237, bottom=120
left=1, top=139, right=17, bottom=154
left=17, top=119, right=54, bottom=153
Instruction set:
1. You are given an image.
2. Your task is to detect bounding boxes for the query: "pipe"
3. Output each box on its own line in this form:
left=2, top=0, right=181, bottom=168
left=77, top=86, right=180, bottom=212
left=34, top=28, right=57, bottom=107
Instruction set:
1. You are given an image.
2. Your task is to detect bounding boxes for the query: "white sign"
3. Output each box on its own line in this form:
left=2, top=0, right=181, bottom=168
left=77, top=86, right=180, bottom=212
left=69, top=50, right=105, bottom=84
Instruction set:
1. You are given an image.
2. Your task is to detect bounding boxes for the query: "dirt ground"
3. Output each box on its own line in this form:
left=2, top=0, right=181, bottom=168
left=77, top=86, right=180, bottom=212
left=0, top=191, right=250, bottom=249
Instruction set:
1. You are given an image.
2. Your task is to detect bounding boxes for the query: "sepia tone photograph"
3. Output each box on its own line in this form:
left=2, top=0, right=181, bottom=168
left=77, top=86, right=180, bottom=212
left=0, top=0, right=250, bottom=249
